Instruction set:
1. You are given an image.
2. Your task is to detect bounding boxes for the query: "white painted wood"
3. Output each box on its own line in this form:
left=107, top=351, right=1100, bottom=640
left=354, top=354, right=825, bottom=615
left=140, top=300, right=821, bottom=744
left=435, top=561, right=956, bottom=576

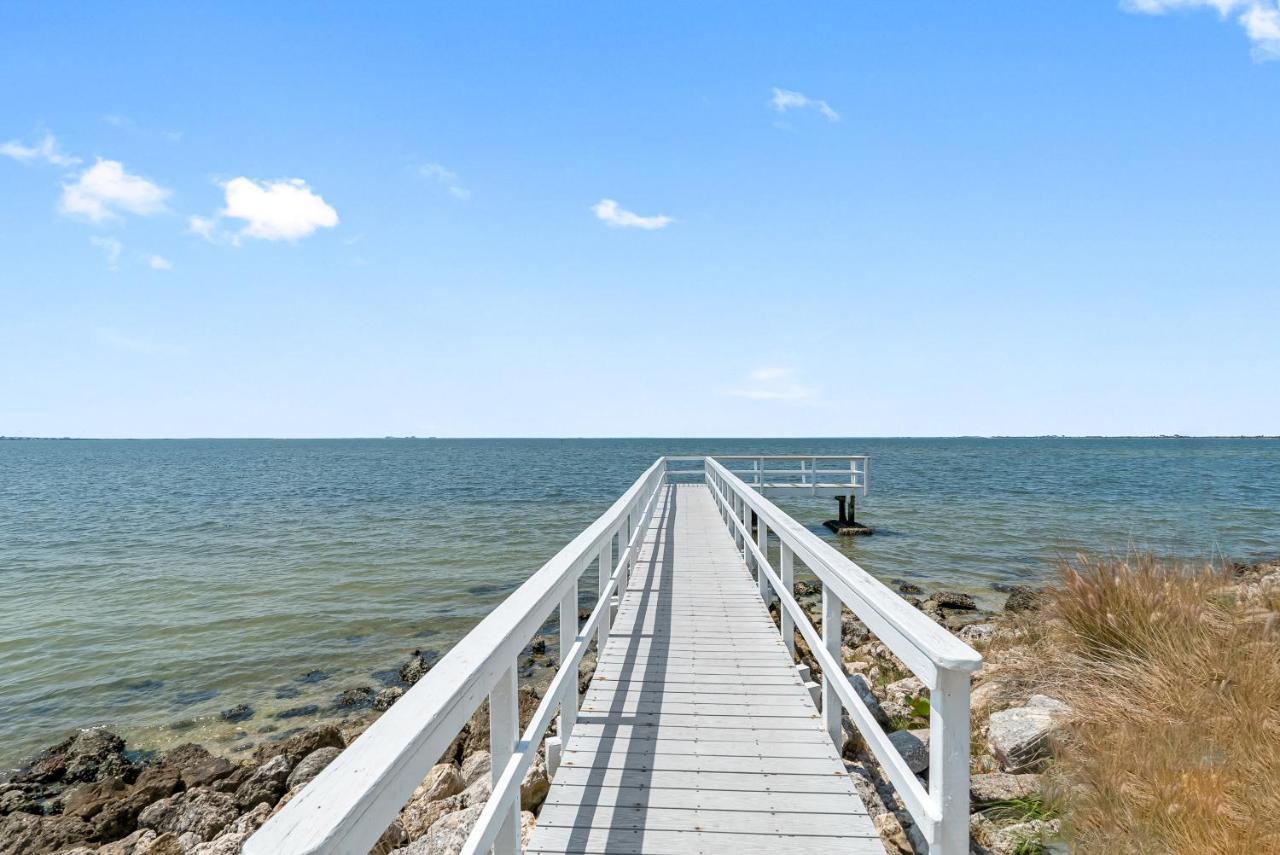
left=757, top=519, right=769, bottom=600
left=558, top=578, right=578, bottom=748
left=597, top=541, right=611, bottom=653
left=781, top=543, right=795, bottom=658
left=930, top=666, right=973, bottom=853
left=821, top=583, right=843, bottom=748
left=489, top=665, right=520, bottom=855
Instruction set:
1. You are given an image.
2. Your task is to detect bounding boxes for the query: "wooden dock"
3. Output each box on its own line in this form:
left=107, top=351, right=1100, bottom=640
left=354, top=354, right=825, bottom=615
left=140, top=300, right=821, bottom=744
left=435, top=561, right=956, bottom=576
left=527, top=484, right=882, bottom=854
left=247, top=456, right=980, bottom=855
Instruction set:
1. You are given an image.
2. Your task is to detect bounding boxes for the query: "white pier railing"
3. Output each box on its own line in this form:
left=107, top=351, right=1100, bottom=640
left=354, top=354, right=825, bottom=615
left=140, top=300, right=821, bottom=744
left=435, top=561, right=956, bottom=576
left=246, top=455, right=980, bottom=855
left=705, top=457, right=982, bottom=853
left=667, top=454, right=869, bottom=496
left=245, top=459, right=667, bottom=855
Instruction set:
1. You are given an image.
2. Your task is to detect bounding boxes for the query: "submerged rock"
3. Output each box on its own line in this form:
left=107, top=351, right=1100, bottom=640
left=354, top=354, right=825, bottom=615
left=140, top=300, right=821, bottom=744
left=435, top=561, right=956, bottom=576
left=333, top=686, right=375, bottom=709
left=218, top=704, right=254, bottom=723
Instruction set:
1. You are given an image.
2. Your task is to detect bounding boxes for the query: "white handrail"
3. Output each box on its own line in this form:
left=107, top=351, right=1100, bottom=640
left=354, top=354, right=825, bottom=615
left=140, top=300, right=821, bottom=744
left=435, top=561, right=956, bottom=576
left=245, top=459, right=668, bottom=855
left=704, top=457, right=980, bottom=855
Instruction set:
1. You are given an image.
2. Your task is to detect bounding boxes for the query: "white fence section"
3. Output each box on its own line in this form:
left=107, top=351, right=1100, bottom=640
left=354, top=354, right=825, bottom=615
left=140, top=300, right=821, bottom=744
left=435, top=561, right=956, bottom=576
left=245, top=455, right=980, bottom=855
left=705, top=457, right=982, bottom=854
left=666, top=454, right=869, bottom=497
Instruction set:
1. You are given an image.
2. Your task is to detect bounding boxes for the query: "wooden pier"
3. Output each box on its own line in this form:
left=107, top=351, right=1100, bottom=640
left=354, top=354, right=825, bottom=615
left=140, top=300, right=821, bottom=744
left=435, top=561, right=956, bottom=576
left=246, top=456, right=981, bottom=855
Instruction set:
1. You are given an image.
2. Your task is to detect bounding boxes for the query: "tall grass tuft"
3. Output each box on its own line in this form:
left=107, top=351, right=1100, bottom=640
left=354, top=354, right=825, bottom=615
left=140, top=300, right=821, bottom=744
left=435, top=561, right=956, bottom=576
left=1003, top=555, right=1280, bottom=854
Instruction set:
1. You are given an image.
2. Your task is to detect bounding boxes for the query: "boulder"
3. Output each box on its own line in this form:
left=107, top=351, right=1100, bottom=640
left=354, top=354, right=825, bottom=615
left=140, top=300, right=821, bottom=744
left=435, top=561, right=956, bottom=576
left=872, top=811, right=912, bottom=854
left=185, top=803, right=271, bottom=855
left=334, top=686, right=376, bottom=709
left=15, top=728, right=135, bottom=787
left=162, top=744, right=235, bottom=790
left=399, top=653, right=433, bottom=686
left=462, top=687, right=541, bottom=756
left=970, top=772, right=1042, bottom=804
left=0, top=783, right=43, bottom=816
left=374, top=687, right=405, bottom=712
left=958, top=623, right=995, bottom=644
left=1003, top=586, right=1045, bottom=613
left=989, top=818, right=1061, bottom=854
left=887, top=729, right=930, bottom=774
left=399, top=764, right=466, bottom=839
left=460, top=752, right=490, bottom=787
left=137, top=787, right=238, bottom=841
left=234, top=754, right=291, bottom=809
left=253, top=724, right=345, bottom=767
left=412, top=803, right=485, bottom=854
left=928, top=592, right=977, bottom=611
left=218, top=704, right=254, bottom=723
left=286, top=746, right=342, bottom=790
left=987, top=696, right=1070, bottom=773
left=849, top=674, right=889, bottom=727
left=95, top=828, right=157, bottom=854
left=62, top=776, right=130, bottom=821
left=520, top=752, right=550, bottom=812
left=0, top=811, right=92, bottom=855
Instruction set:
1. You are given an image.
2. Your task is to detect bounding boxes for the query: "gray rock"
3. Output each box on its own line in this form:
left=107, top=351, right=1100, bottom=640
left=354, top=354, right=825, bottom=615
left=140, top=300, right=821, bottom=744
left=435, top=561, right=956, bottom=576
left=396, top=804, right=485, bottom=854
left=929, top=591, right=977, bottom=611
left=987, top=698, right=1069, bottom=773
left=958, top=623, right=995, bottom=644
left=399, top=653, right=433, bottom=686
left=0, top=812, right=93, bottom=854
left=460, top=751, right=490, bottom=787
left=286, top=746, right=342, bottom=790
left=253, top=724, right=345, bottom=767
left=989, top=818, right=1061, bottom=854
left=888, top=729, right=930, bottom=774
left=218, top=704, right=254, bottom=723
left=137, top=786, right=238, bottom=841
left=373, top=686, right=405, bottom=712
left=234, top=754, right=291, bottom=809
left=970, top=772, right=1042, bottom=803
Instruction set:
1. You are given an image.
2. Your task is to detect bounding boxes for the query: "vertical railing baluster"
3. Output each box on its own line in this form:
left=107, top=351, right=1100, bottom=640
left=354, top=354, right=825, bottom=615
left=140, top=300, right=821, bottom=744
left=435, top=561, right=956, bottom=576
left=931, top=668, right=971, bottom=854
left=756, top=519, right=768, bottom=600
left=489, top=665, right=520, bottom=855
left=821, top=584, right=842, bottom=749
left=598, top=540, right=612, bottom=651
left=781, top=543, right=795, bottom=658
left=558, top=577, right=578, bottom=743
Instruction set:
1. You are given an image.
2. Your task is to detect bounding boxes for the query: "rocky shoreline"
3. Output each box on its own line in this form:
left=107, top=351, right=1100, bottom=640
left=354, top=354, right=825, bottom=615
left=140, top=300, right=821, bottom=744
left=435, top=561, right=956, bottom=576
left=6, top=561, right=1273, bottom=855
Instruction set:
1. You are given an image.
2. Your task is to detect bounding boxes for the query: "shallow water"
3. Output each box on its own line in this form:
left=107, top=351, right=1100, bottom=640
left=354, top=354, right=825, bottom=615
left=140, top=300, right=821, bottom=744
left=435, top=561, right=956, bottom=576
left=2, top=437, right=1277, bottom=768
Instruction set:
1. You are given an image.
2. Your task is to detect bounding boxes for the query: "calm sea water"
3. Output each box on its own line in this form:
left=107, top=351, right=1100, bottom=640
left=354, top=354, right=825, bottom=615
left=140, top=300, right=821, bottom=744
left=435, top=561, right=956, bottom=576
left=2, top=438, right=1278, bottom=768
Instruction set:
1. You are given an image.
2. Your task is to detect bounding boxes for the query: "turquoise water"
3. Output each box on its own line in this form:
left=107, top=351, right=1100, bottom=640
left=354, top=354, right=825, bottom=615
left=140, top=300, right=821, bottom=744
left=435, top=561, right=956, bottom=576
left=2, top=437, right=1278, bottom=768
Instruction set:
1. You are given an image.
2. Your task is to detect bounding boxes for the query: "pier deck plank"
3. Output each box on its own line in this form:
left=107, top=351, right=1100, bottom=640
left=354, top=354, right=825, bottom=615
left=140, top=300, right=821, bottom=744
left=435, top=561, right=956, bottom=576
left=526, top=484, right=880, bottom=854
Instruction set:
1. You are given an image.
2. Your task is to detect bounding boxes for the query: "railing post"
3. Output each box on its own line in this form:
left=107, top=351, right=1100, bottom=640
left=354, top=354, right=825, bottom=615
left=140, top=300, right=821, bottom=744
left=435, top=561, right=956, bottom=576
left=930, top=667, right=972, bottom=854
left=489, top=665, right=520, bottom=855
left=756, top=520, right=768, bottom=600
left=821, top=584, right=843, bottom=750
left=556, top=578, right=578, bottom=754
left=781, top=544, right=795, bottom=658
left=597, top=541, right=612, bottom=651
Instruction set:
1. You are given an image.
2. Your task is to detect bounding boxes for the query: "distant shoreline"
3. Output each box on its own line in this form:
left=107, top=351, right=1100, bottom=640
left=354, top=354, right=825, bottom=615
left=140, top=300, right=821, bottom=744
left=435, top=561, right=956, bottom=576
left=4, top=435, right=1278, bottom=442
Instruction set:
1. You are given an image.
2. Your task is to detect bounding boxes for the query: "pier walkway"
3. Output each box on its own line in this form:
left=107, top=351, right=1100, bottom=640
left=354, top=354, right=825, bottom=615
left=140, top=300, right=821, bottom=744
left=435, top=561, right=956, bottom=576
left=528, top=484, right=880, bottom=853
left=247, top=456, right=982, bottom=855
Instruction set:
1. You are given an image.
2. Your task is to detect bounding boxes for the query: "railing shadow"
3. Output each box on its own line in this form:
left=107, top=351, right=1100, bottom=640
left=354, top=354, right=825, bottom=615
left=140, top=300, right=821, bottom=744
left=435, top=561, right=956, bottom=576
left=560, top=482, right=677, bottom=852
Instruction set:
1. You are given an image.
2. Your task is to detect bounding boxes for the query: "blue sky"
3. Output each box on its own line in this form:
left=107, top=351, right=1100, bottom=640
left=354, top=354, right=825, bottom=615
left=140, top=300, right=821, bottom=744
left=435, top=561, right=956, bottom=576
left=2, top=2, right=1278, bottom=437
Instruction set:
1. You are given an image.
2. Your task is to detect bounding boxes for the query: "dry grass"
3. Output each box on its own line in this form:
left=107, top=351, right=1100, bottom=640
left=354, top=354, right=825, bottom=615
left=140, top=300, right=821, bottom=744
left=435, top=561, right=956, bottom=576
left=993, top=554, right=1280, bottom=854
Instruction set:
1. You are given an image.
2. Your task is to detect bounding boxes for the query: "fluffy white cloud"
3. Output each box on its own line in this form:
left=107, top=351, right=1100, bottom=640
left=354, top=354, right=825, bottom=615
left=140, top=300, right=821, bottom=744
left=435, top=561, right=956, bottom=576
left=1124, top=0, right=1280, bottom=59
left=770, top=87, right=840, bottom=122
left=90, top=236, right=123, bottom=271
left=592, top=198, right=673, bottom=230
left=419, top=162, right=470, bottom=200
left=61, top=159, right=170, bottom=222
left=727, top=367, right=817, bottom=401
left=0, top=133, right=80, bottom=166
left=147, top=255, right=173, bottom=271
left=219, top=177, right=339, bottom=241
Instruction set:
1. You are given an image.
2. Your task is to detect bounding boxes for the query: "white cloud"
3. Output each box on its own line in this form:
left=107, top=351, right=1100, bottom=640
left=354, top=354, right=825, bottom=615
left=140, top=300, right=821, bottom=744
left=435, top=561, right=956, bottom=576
left=187, top=215, right=218, bottom=241
left=726, top=367, right=817, bottom=401
left=219, top=177, right=339, bottom=241
left=591, top=198, right=673, bottom=230
left=419, top=162, right=470, bottom=200
left=61, top=159, right=170, bottom=222
left=770, top=87, right=840, bottom=122
left=90, top=236, right=123, bottom=271
left=0, top=133, right=80, bottom=166
left=1123, top=0, right=1280, bottom=59
left=147, top=254, right=173, bottom=271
